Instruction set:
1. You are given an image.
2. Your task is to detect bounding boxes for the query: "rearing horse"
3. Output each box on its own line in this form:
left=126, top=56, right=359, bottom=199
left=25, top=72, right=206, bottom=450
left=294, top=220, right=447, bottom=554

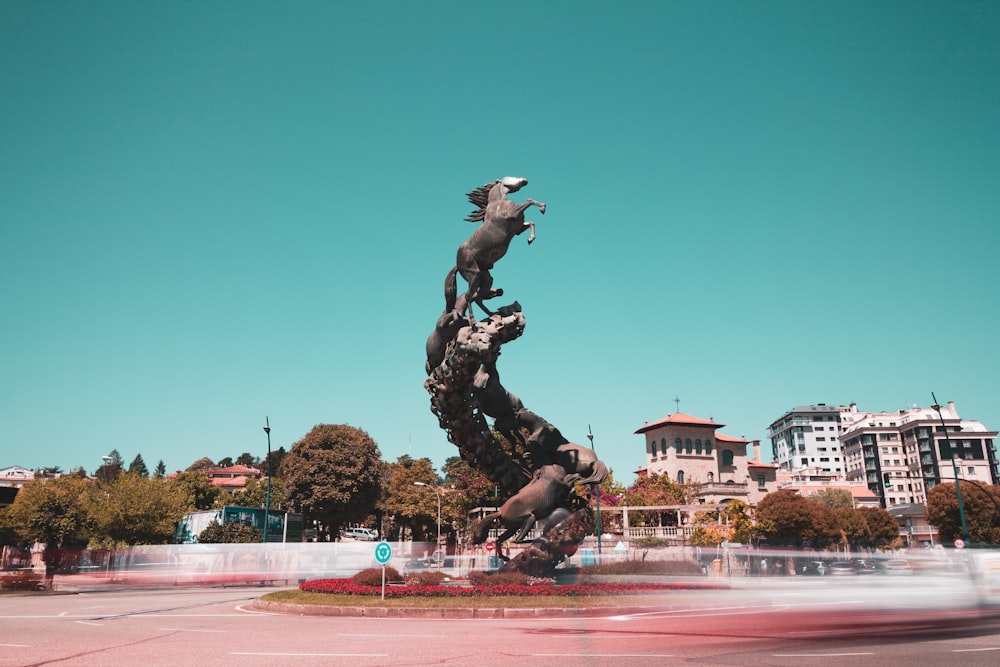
left=444, top=177, right=545, bottom=320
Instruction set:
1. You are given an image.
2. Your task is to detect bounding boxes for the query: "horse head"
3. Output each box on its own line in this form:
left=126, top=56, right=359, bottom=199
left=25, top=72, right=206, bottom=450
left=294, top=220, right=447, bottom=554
left=499, top=176, right=528, bottom=193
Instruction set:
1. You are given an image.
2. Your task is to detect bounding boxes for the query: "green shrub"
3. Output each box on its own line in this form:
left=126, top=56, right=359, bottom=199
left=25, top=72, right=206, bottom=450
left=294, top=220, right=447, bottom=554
left=198, top=521, right=261, bottom=544
left=352, top=567, right=401, bottom=586
left=406, top=570, right=447, bottom=586
left=631, top=536, right=672, bottom=548
left=0, top=571, right=45, bottom=591
left=468, top=570, right=531, bottom=586
left=579, top=559, right=702, bottom=576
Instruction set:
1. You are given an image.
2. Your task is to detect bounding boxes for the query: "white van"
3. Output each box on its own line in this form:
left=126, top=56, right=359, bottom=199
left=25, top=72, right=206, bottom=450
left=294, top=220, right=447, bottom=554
left=343, top=527, right=378, bottom=541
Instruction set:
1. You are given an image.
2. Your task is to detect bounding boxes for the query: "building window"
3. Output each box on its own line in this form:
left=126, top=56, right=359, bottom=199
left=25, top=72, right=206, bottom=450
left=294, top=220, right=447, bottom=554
left=675, top=437, right=682, bottom=452
left=757, top=475, right=765, bottom=488
left=722, top=450, right=734, bottom=466
left=705, top=439, right=712, bottom=454
left=707, top=472, right=714, bottom=483
left=677, top=470, right=685, bottom=483
left=661, top=438, right=667, bottom=455
left=695, top=439, right=702, bottom=454
left=685, top=439, right=692, bottom=454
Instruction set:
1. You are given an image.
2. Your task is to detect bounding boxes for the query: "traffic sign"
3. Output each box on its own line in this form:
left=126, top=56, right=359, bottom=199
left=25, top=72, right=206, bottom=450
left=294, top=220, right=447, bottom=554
left=954, top=538, right=966, bottom=549
left=485, top=542, right=495, bottom=553
left=374, top=541, right=393, bottom=564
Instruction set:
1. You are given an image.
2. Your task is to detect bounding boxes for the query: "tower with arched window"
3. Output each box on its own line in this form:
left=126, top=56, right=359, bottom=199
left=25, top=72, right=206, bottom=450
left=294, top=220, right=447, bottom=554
left=635, top=412, right=773, bottom=504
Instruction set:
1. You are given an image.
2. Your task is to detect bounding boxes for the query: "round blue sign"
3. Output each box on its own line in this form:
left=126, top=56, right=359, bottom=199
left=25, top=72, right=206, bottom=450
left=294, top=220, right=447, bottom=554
left=374, top=541, right=392, bottom=564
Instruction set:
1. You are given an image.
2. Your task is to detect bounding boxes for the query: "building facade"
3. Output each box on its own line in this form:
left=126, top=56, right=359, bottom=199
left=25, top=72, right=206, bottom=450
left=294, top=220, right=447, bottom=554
left=841, top=401, right=999, bottom=508
left=634, top=412, right=778, bottom=505
left=767, top=404, right=851, bottom=475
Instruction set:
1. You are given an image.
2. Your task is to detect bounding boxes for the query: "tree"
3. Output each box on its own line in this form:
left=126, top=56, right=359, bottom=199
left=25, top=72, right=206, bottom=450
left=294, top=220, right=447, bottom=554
left=264, top=446, right=287, bottom=479
left=755, top=490, right=840, bottom=548
left=927, top=482, right=1000, bottom=545
left=856, top=506, right=902, bottom=550
left=623, top=473, right=689, bottom=526
left=833, top=506, right=872, bottom=549
left=442, top=456, right=496, bottom=506
left=378, top=456, right=440, bottom=542
left=809, top=489, right=855, bottom=510
left=235, top=452, right=259, bottom=467
left=217, top=457, right=234, bottom=468
left=88, top=474, right=188, bottom=546
left=153, top=460, right=166, bottom=479
left=170, top=471, right=225, bottom=511
left=230, top=477, right=285, bottom=511
left=95, top=450, right=124, bottom=484
left=185, top=457, right=215, bottom=472
left=3, top=476, right=94, bottom=588
left=198, top=520, right=260, bottom=543
left=128, top=454, right=149, bottom=478
left=280, top=424, right=382, bottom=541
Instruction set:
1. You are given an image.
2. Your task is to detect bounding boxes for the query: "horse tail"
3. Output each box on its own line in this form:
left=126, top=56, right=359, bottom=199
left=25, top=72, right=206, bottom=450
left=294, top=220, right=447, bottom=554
left=578, top=460, right=609, bottom=486
left=444, top=266, right=458, bottom=312
left=472, top=511, right=500, bottom=545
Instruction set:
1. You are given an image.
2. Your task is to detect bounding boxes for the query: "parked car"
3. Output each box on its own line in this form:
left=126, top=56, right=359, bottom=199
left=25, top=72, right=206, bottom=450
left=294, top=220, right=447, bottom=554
left=800, top=561, right=827, bottom=576
left=343, top=527, right=379, bottom=541
left=880, top=559, right=913, bottom=575
left=827, top=561, right=858, bottom=576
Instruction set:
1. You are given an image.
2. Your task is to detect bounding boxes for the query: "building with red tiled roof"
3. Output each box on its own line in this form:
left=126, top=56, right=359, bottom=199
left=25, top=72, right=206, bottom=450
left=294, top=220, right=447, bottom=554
left=203, top=464, right=261, bottom=492
left=167, top=464, right=262, bottom=493
left=634, top=412, right=778, bottom=505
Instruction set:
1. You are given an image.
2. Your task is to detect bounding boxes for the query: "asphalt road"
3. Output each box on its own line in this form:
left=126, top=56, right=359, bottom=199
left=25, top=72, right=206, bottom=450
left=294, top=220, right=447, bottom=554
left=3, top=584, right=1000, bottom=666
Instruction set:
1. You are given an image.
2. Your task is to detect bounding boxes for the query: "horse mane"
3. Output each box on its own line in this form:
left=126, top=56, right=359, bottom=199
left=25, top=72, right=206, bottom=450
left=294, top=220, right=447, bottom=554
left=464, top=180, right=500, bottom=222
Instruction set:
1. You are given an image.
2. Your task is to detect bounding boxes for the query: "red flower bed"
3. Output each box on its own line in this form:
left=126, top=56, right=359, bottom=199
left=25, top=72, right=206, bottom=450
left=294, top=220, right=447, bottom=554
left=299, top=578, right=724, bottom=598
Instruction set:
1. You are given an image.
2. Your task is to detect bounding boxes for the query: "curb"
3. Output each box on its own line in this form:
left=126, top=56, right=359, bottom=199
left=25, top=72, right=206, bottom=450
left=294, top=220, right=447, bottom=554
left=252, top=599, right=660, bottom=619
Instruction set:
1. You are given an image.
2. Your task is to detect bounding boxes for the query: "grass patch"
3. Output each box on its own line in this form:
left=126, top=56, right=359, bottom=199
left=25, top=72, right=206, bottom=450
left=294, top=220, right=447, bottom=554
left=260, top=588, right=672, bottom=609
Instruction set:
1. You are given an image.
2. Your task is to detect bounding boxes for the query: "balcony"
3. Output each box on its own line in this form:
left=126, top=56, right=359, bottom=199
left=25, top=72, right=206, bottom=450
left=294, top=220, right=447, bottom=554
left=696, top=482, right=749, bottom=497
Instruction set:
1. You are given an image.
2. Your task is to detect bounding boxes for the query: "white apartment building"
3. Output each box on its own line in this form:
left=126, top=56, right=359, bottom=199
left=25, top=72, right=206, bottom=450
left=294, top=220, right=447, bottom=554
left=840, top=401, right=999, bottom=508
left=767, top=404, right=850, bottom=475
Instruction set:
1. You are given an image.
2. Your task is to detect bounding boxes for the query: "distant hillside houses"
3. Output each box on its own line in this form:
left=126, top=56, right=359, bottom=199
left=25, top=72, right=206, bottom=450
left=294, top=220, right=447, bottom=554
left=167, top=464, right=262, bottom=493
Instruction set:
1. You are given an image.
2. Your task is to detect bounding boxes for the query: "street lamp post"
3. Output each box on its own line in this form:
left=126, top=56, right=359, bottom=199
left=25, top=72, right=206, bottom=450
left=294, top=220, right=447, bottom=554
left=263, top=417, right=272, bottom=544
left=932, top=393, right=970, bottom=546
left=587, top=425, right=602, bottom=560
left=414, top=482, right=441, bottom=564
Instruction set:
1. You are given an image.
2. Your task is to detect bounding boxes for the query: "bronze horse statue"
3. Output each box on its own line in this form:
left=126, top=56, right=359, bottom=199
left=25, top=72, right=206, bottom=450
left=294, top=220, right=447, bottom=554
left=473, top=464, right=581, bottom=545
left=445, top=177, right=545, bottom=320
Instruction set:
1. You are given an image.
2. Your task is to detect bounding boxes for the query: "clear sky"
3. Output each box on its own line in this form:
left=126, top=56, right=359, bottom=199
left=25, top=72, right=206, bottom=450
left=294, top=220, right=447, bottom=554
left=2, top=2, right=998, bottom=485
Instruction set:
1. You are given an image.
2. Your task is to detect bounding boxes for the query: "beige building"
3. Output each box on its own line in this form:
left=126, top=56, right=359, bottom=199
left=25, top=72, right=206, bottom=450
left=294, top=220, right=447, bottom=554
left=634, top=412, right=778, bottom=506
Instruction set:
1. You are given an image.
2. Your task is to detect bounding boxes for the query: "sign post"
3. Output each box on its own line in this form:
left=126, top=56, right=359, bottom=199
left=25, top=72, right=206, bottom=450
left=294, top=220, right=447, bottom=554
left=374, top=541, right=392, bottom=600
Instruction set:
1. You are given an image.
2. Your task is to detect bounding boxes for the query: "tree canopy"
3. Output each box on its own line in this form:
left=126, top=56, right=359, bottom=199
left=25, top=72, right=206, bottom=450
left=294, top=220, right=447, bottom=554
left=378, top=455, right=440, bottom=541
left=280, top=423, right=382, bottom=540
left=171, top=471, right=225, bottom=511
left=88, top=473, right=188, bottom=546
left=927, top=482, right=1000, bottom=545
left=756, top=489, right=840, bottom=548
left=2, top=476, right=94, bottom=549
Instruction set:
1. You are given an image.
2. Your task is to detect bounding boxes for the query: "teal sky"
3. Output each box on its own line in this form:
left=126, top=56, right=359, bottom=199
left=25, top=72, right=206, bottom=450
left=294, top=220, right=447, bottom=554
left=2, top=2, right=998, bottom=484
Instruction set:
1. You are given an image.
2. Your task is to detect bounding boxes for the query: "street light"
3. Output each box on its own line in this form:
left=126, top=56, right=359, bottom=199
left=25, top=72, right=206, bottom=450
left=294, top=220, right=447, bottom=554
left=263, top=417, right=272, bottom=544
left=932, top=393, right=970, bottom=546
left=587, top=424, right=602, bottom=560
left=414, top=482, right=441, bottom=564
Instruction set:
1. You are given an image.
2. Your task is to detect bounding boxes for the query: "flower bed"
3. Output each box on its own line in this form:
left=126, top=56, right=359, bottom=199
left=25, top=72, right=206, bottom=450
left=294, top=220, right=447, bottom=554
left=299, top=578, right=723, bottom=598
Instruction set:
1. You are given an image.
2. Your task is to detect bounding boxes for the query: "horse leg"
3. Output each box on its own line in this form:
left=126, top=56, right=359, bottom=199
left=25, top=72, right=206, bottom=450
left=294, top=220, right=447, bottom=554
left=524, top=221, right=535, bottom=244
left=514, top=199, right=546, bottom=216
left=512, top=515, right=538, bottom=543
left=473, top=270, right=499, bottom=318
